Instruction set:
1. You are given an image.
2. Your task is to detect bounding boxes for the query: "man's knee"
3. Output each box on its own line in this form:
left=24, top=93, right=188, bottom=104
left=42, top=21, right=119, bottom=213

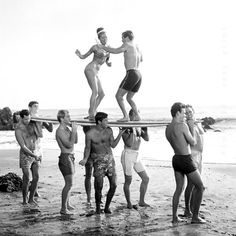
left=99, top=91, right=105, bottom=99
left=142, top=175, right=149, bottom=185
left=124, top=175, right=132, bottom=185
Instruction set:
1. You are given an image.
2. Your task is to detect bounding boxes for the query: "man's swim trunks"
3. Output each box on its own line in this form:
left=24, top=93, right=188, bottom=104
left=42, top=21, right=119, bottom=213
left=119, top=69, right=142, bottom=92
left=121, top=148, right=145, bottom=176
left=91, top=153, right=116, bottom=178
left=172, top=154, right=197, bottom=174
left=58, top=153, right=75, bottom=177
left=19, top=149, right=40, bottom=169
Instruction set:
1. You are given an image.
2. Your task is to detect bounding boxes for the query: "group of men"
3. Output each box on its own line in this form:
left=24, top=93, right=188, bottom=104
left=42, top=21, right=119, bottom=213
left=15, top=104, right=150, bottom=216
left=15, top=101, right=206, bottom=225
left=14, top=29, right=206, bottom=224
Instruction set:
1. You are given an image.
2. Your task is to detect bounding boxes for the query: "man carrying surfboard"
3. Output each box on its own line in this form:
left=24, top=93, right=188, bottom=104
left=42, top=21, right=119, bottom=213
left=121, top=109, right=150, bottom=209
left=101, top=30, right=142, bottom=122
left=79, top=112, right=125, bottom=214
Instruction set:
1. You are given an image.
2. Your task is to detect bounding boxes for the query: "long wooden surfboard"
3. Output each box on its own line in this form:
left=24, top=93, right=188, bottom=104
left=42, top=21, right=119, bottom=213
left=31, top=117, right=170, bottom=127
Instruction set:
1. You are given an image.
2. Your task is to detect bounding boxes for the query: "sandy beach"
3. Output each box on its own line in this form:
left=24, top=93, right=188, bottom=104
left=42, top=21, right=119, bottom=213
left=0, top=148, right=236, bottom=236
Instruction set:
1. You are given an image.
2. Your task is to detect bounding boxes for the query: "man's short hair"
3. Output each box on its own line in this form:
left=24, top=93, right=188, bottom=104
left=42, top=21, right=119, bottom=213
left=122, top=30, right=134, bottom=41
left=57, top=110, right=68, bottom=123
left=170, top=102, right=186, bottom=117
left=28, top=101, right=39, bottom=107
left=95, top=112, right=108, bottom=124
left=19, top=109, right=30, bottom=118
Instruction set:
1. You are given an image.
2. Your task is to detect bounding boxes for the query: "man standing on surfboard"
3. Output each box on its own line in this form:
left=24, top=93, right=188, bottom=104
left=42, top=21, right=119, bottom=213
left=79, top=112, right=125, bottom=214
left=121, top=109, right=150, bottom=209
left=101, top=30, right=142, bottom=122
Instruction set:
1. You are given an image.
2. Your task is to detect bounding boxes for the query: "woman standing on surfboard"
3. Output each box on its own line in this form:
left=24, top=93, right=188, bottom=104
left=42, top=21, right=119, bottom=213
left=75, top=27, right=111, bottom=121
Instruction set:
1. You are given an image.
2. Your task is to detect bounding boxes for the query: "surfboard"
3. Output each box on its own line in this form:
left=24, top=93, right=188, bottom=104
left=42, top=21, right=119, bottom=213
left=31, top=117, right=169, bottom=127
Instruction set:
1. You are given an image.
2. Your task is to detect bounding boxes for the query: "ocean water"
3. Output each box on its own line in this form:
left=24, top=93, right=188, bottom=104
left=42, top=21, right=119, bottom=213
left=1, top=106, right=236, bottom=164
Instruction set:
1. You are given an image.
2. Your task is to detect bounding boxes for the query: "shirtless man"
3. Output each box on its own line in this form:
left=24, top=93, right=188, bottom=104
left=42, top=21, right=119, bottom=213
left=121, top=109, right=149, bottom=209
left=79, top=112, right=125, bottom=214
left=184, top=104, right=205, bottom=217
left=55, top=110, right=78, bottom=215
left=15, top=109, right=42, bottom=205
left=101, top=30, right=143, bottom=122
left=165, top=102, right=205, bottom=225
left=28, top=101, right=53, bottom=197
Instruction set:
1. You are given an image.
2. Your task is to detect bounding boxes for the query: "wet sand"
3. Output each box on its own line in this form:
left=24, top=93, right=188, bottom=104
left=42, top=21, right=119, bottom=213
left=0, top=149, right=236, bottom=236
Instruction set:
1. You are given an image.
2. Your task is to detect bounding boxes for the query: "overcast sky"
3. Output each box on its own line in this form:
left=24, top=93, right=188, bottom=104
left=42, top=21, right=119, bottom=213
left=1, top=0, right=236, bottom=110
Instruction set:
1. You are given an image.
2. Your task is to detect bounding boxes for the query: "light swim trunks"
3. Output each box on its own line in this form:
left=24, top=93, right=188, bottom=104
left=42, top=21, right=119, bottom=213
left=91, top=153, right=116, bottom=178
left=121, top=148, right=145, bottom=176
left=19, top=149, right=40, bottom=169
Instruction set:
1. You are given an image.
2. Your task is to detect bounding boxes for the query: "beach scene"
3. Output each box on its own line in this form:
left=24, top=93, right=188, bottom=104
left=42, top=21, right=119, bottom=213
left=1, top=0, right=236, bottom=235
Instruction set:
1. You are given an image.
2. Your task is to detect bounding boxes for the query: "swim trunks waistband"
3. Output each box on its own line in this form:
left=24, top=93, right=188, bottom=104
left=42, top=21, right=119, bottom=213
left=127, top=69, right=139, bottom=72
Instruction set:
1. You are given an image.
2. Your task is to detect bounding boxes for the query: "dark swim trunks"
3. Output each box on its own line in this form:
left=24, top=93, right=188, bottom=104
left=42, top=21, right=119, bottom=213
left=91, top=153, right=116, bottom=178
left=119, top=69, right=142, bottom=92
left=172, top=154, right=197, bottom=174
left=58, top=153, right=75, bottom=177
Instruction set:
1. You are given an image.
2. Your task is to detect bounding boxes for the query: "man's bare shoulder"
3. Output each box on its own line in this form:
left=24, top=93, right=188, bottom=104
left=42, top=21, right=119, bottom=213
left=15, top=123, right=25, bottom=132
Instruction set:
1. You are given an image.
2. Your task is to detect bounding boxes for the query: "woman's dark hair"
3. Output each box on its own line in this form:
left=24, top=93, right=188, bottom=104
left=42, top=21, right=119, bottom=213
left=97, top=27, right=105, bottom=39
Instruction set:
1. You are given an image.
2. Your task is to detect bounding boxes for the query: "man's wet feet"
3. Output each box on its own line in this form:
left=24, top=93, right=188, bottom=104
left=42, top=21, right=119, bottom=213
left=139, top=202, right=150, bottom=207
left=67, top=205, right=75, bottom=211
left=104, top=208, right=112, bottom=214
left=127, top=203, right=133, bottom=209
left=60, top=209, right=74, bottom=215
left=191, top=217, right=206, bottom=224
left=96, top=208, right=102, bottom=214
left=172, top=216, right=186, bottom=226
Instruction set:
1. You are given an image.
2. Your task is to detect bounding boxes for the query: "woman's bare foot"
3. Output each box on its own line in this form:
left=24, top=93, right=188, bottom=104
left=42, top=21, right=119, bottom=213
left=117, top=117, right=129, bottom=122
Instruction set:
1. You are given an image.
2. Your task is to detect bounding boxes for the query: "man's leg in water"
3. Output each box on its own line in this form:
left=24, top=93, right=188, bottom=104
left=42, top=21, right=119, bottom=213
left=172, top=171, right=185, bottom=224
left=85, top=162, right=93, bottom=204
left=28, top=163, right=39, bottom=205
left=115, top=88, right=129, bottom=122
left=104, top=174, right=117, bottom=214
left=123, top=174, right=132, bottom=209
left=21, top=167, right=31, bottom=205
left=184, top=178, right=194, bottom=217
left=94, top=176, right=104, bottom=214
left=60, top=174, right=73, bottom=215
left=187, top=170, right=205, bottom=224
left=137, top=170, right=150, bottom=207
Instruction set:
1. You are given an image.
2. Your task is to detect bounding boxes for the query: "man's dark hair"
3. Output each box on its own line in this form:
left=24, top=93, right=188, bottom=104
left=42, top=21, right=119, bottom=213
left=28, top=101, right=39, bottom=107
left=19, top=109, right=30, bottom=118
left=122, top=30, right=134, bottom=40
left=170, top=102, right=186, bottom=118
left=95, top=112, right=108, bottom=124
left=57, top=110, right=68, bottom=123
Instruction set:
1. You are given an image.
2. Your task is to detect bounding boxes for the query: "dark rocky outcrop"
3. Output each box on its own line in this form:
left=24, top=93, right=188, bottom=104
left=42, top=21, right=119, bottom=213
left=0, top=172, right=22, bottom=192
left=201, top=117, right=216, bottom=130
left=0, top=107, right=14, bottom=130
